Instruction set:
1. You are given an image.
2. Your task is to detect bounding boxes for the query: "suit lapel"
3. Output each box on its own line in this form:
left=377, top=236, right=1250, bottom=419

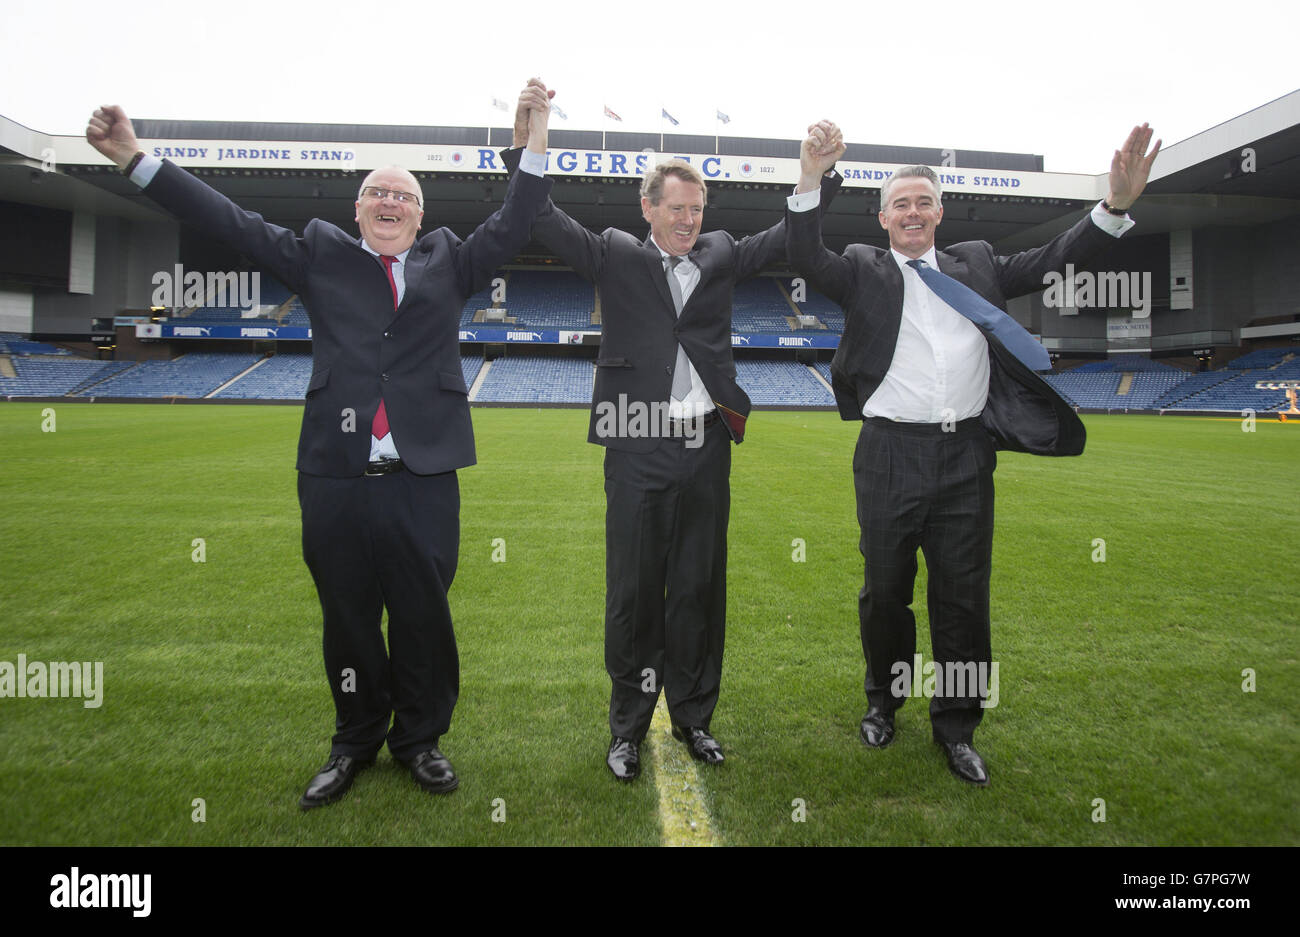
left=355, top=237, right=421, bottom=327
left=876, top=252, right=904, bottom=318
left=642, top=236, right=678, bottom=322
left=936, top=251, right=969, bottom=286
left=678, top=241, right=714, bottom=321
left=393, top=244, right=432, bottom=326
left=873, top=252, right=905, bottom=364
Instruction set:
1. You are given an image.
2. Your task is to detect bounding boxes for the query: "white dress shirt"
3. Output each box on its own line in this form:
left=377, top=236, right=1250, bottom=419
left=788, top=186, right=1133, bottom=420
left=648, top=236, right=716, bottom=419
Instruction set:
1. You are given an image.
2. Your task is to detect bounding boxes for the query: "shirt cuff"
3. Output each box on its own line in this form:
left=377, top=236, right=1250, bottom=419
left=1091, top=200, right=1135, bottom=237
left=129, top=153, right=164, bottom=188
left=518, top=148, right=547, bottom=177
left=787, top=187, right=821, bottom=213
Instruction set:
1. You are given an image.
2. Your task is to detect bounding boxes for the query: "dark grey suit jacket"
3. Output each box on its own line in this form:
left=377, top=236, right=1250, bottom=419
left=504, top=147, right=841, bottom=449
left=141, top=160, right=551, bottom=475
left=787, top=179, right=1114, bottom=456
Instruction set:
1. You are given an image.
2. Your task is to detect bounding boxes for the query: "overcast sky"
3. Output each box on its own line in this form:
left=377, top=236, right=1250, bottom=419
left=3, top=0, right=1294, bottom=174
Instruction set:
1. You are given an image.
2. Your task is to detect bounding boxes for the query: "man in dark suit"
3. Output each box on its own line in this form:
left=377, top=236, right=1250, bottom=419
left=508, top=84, right=840, bottom=781
left=86, top=84, right=554, bottom=808
left=787, top=120, right=1159, bottom=785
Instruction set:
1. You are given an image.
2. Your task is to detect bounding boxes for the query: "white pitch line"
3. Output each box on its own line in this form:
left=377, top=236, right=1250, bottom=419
left=648, top=696, right=718, bottom=846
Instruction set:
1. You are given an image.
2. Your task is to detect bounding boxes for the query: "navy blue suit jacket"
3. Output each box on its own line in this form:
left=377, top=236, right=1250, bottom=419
left=141, top=160, right=551, bottom=475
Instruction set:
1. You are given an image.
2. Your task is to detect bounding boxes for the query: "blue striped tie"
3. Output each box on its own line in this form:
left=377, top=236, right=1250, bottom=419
left=907, top=258, right=1051, bottom=371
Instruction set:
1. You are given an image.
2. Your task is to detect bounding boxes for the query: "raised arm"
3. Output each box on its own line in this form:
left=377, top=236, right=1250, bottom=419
left=796, top=119, right=845, bottom=194
left=501, top=81, right=606, bottom=283
left=454, top=80, right=556, bottom=294
left=786, top=120, right=855, bottom=304
left=994, top=123, right=1161, bottom=296
left=87, top=103, right=310, bottom=289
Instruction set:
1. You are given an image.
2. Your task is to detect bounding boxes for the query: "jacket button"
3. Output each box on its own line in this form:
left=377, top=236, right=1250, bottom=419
left=383, top=330, right=391, bottom=338
left=665, top=366, right=672, bottom=374
left=381, top=373, right=390, bottom=382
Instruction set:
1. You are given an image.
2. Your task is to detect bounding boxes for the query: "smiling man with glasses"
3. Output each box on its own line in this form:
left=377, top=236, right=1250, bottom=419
left=86, top=80, right=554, bottom=810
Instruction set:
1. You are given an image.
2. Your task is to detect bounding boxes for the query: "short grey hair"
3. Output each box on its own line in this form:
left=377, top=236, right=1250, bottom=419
left=880, top=165, right=941, bottom=207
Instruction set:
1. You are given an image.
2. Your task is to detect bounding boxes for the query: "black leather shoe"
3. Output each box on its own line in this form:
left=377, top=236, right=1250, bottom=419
left=607, top=737, right=640, bottom=781
left=399, top=748, right=459, bottom=794
left=859, top=707, right=895, bottom=748
left=299, top=754, right=374, bottom=810
left=939, top=741, right=990, bottom=786
left=671, top=725, right=724, bottom=765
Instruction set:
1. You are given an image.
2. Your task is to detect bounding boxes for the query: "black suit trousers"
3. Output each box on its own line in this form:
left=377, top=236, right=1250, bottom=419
left=854, top=418, right=995, bottom=744
left=602, top=420, right=731, bottom=740
left=298, top=469, right=460, bottom=761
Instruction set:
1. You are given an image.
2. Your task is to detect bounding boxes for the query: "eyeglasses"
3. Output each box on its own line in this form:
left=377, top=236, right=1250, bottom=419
left=360, top=186, right=421, bottom=206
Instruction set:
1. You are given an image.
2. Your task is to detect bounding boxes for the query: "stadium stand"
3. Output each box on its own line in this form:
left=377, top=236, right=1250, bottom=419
left=460, top=354, right=484, bottom=390
left=280, top=299, right=309, bottom=327
left=1, top=357, right=129, bottom=397
left=791, top=287, right=844, bottom=332
left=1042, top=370, right=1187, bottom=410
left=1222, top=348, right=1294, bottom=370
left=474, top=355, right=594, bottom=403
left=1152, top=371, right=1236, bottom=408
left=1067, top=354, right=1182, bottom=372
left=139, top=351, right=483, bottom=401
left=171, top=274, right=293, bottom=325
left=213, top=353, right=313, bottom=399
left=1163, top=360, right=1298, bottom=411
left=80, top=352, right=262, bottom=398
left=460, top=283, right=495, bottom=327
left=731, top=279, right=794, bottom=333
left=499, top=271, right=593, bottom=329
left=736, top=360, right=834, bottom=406
left=0, top=335, right=71, bottom=355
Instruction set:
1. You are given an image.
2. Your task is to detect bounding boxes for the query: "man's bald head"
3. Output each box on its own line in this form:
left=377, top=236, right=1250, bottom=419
left=355, top=166, right=425, bottom=255
left=358, top=166, right=423, bottom=207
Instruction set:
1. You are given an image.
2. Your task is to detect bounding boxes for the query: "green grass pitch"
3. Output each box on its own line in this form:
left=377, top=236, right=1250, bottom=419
left=0, top=402, right=1295, bottom=845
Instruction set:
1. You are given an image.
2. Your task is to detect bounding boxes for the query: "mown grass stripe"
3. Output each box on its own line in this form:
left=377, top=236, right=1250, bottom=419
left=648, top=696, right=718, bottom=846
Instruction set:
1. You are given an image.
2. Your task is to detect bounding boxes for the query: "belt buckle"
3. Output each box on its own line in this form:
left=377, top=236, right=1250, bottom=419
left=365, top=458, right=401, bottom=476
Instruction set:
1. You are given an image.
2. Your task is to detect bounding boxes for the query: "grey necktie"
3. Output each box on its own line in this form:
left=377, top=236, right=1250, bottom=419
left=666, top=256, right=691, bottom=401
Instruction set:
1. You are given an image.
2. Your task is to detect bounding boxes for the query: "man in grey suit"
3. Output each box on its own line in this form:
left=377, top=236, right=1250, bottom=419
left=508, top=83, right=840, bottom=780
left=787, top=120, right=1159, bottom=785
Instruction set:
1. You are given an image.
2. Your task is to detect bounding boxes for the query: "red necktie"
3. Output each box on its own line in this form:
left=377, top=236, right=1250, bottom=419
left=372, top=255, right=399, bottom=440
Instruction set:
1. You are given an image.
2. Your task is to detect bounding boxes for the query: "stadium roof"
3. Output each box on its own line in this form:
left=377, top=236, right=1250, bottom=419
left=1, top=90, right=1297, bottom=256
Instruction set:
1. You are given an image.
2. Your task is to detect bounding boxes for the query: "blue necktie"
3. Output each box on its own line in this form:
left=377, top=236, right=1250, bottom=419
left=906, top=258, right=1051, bottom=371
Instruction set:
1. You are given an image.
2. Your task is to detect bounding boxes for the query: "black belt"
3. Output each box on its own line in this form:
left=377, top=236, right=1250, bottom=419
left=863, top=416, right=982, bottom=436
left=365, top=458, right=405, bottom=476
left=667, top=410, right=720, bottom=430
